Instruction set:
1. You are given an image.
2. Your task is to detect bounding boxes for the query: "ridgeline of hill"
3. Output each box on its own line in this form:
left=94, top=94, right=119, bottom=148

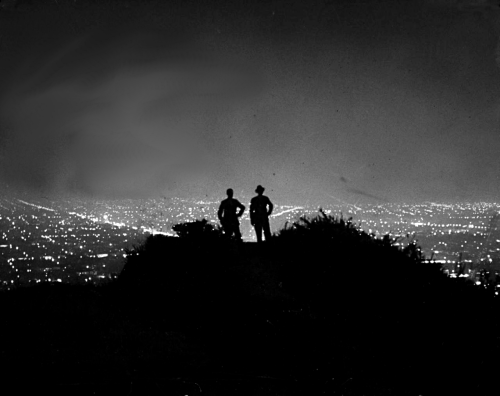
left=0, top=212, right=499, bottom=395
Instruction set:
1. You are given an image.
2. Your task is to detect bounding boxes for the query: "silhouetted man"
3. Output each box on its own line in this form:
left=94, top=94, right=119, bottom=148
left=218, top=188, right=245, bottom=241
left=250, top=185, right=273, bottom=242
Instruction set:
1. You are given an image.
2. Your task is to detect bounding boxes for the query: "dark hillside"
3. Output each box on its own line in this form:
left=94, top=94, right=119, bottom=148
left=0, top=283, right=207, bottom=393
left=0, top=213, right=499, bottom=395
left=114, top=213, right=500, bottom=395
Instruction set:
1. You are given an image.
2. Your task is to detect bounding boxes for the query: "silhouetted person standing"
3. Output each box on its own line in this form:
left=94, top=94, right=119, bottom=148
left=218, top=188, right=245, bottom=241
left=250, top=185, right=273, bottom=242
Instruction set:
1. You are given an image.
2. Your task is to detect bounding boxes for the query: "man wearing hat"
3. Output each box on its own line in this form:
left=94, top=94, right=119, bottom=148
left=218, top=188, right=245, bottom=241
left=250, top=185, right=274, bottom=242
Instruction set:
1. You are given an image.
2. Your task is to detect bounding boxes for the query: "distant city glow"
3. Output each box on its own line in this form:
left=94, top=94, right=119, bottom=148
left=1, top=196, right=500, bottom=289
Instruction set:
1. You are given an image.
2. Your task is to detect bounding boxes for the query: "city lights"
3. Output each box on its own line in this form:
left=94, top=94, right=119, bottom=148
left=1, top=196, right=500, bottom=290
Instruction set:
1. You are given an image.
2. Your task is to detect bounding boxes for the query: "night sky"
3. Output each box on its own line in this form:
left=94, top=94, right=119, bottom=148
left=1, top=0, right=500, bottom=205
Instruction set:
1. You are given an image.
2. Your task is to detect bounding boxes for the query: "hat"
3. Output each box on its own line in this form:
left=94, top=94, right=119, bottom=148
left=255, top=185, right=265, bottom=193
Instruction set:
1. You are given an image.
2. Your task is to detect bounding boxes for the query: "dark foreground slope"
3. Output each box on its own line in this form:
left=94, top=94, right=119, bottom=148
left=1, top=213, right=499, bottom=395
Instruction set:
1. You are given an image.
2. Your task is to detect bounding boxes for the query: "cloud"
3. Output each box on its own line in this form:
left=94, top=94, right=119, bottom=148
left=0, top=24, right=262, bottom=198
left=346, top=188, right=389, bottom=203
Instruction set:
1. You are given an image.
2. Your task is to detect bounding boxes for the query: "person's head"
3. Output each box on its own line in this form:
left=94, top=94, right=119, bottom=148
left=255, top=185, right=265, bottom=195
left=226, top=188, right=234, bottom=198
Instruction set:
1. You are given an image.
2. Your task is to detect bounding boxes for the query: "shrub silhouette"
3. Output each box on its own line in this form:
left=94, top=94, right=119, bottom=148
left=272, top=210, right=447, bottom=307
left=171, top=218, right=224, bottom=240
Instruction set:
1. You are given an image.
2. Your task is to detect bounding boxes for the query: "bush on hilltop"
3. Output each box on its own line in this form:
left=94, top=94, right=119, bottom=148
left=171, top=218, right=224, bottom=241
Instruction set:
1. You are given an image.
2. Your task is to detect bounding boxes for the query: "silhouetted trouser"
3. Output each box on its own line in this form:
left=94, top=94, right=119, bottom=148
left=222, top=220, right=242, bottom=241
left=254, top=219, right=271, bottom=242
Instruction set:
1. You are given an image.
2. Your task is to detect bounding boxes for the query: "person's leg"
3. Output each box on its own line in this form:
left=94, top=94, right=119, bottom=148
left=263, top=220, right=272, bottom=241
left=254, top=223, right=263, bottom=242
left=234, top=225, right=243, bottom=242
left=223, top=223, right=234, bottom=239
